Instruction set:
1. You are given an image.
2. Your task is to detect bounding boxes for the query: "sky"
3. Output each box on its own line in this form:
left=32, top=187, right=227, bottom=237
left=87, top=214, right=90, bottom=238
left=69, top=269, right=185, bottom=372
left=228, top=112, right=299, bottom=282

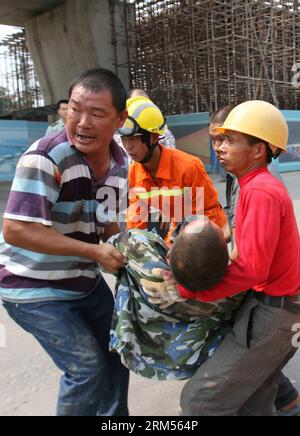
left=0, top=25, right=21, bottom=44
left=0, top=25, right=22, bottom=90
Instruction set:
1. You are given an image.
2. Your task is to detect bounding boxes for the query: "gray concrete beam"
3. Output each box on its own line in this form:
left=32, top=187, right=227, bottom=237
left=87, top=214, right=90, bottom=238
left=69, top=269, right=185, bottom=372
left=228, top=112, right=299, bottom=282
left=25, top=0, right=133, bottom=105
left=0, top=0, right=64, bottom=26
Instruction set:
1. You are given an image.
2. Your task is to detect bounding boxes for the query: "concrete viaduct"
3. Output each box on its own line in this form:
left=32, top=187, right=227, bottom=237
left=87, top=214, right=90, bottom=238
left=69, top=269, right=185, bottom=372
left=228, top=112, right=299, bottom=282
left=0, top=0, right=132, bottom=104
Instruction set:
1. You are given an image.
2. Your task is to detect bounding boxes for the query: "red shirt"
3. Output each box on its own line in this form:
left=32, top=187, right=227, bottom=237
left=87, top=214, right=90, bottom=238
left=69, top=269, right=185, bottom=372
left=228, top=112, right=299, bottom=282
left=179, top=167, right=300, bottom=302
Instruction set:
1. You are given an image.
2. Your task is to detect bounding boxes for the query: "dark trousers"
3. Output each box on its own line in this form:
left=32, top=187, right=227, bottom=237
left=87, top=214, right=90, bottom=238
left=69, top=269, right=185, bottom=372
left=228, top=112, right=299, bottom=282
left=3, top=278, right=129, bottom=416
left=181, top=296, right=300, bottom=416
left=276, top=373, right=299, bottom=410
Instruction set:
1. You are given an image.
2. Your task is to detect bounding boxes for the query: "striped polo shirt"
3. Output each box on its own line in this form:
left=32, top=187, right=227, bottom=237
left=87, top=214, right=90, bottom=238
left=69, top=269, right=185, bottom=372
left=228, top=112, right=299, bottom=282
left=0, top=129, right=128, bottom=303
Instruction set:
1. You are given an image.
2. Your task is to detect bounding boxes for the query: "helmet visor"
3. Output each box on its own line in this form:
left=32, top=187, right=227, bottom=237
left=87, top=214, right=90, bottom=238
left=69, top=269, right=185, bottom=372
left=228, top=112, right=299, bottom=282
left=117, top=116, right=140, bottom=137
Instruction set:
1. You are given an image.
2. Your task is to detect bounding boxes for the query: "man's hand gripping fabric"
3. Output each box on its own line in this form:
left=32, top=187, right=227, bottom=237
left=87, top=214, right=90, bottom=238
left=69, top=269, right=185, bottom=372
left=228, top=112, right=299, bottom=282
left=141, top=268, right=186, bottom=309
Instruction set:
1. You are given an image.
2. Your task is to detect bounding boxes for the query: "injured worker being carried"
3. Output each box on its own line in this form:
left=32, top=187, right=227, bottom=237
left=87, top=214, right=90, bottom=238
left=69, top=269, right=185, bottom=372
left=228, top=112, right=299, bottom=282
left=107, top=216, right=245, bottom=380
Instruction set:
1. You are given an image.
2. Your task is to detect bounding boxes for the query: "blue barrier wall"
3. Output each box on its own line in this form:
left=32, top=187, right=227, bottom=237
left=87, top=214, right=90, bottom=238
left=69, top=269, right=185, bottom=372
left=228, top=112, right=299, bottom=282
left=272, top=111, right=300, bottom=173
left=166, top=113, right=212, bottom=171
left=0, top=113, right=299, bottom=183
left=0, top=121, right=48, bottom=181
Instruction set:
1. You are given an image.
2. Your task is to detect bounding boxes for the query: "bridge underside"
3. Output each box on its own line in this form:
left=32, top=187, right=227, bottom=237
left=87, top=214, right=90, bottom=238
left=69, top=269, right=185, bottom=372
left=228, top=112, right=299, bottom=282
left=0, top=0, right=132, bottom=105
left=0, top=1, right=64, bottom=26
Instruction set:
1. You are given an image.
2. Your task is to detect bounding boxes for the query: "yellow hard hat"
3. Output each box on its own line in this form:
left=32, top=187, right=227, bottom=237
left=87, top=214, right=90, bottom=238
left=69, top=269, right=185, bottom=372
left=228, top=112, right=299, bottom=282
left=118, top=96, right=167, bottom=136
left=216, top=100, right=288, bottom=154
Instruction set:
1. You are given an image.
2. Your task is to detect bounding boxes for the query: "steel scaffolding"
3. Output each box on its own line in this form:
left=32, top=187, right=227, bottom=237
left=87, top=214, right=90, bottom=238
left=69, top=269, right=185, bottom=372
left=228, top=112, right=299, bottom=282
left=1, top=2, right=300, bottom=116
left=126, top=0, right=300, bottom=114
left=0, top=29, right=43, bottom=115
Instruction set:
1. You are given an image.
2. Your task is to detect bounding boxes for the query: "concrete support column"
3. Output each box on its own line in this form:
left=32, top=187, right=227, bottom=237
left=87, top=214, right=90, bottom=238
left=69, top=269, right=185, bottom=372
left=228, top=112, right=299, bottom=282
left=25, top=0, right=133, bottom=105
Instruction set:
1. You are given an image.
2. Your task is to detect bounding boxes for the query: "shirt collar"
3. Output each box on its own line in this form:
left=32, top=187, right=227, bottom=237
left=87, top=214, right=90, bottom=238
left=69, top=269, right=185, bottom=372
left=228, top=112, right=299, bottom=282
left=156, top=146, right=172, bottom=180
left=110, top=138, right=126, bottom=167
left=135, top=146, right=172, bottom=182
left=238, top=166, right=269, bottom=188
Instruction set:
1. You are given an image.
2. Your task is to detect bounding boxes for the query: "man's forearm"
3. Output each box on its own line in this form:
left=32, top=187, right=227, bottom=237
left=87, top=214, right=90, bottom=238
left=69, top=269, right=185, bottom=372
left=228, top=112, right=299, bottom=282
left=3, top=219, right=97, bottom=261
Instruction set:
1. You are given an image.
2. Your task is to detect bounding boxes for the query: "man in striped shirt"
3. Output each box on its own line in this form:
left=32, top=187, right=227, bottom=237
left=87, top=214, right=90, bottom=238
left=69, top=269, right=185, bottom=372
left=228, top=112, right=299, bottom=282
left=0, top=69, right=130, bottom=416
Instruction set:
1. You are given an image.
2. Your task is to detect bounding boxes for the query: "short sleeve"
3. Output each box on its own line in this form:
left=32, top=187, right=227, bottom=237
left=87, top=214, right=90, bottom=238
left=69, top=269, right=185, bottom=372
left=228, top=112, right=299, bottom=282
left=4, top=152, right=61, bottom=226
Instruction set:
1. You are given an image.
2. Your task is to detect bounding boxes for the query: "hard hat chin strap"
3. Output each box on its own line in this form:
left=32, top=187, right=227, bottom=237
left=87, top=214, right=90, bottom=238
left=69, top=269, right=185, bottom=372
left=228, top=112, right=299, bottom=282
left=268, top=144, right=282, bottom=160
left=140, top=143, right=159, bottom=164
left=139, top=131, right=159, bottom=164
left=272, top=149, right=282, bottom=160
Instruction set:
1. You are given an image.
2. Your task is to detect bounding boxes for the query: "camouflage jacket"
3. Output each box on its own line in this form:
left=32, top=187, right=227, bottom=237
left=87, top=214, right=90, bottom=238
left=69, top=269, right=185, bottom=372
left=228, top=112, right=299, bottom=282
left=108, top=229, right=245, bottom=380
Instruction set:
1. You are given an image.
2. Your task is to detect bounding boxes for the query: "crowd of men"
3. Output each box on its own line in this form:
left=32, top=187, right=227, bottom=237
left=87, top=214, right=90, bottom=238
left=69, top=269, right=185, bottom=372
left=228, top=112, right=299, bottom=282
left=0, top=68, right=299, bottom=416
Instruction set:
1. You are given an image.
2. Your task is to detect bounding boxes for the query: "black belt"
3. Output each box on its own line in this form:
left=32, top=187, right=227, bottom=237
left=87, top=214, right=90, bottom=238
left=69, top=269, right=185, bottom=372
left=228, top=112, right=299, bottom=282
left=250, top=291, right=300, bottom=313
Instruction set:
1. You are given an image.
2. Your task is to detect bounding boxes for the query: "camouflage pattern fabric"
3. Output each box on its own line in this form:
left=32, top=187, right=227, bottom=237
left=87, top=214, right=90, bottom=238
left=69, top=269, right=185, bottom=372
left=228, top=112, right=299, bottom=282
left=108, top=229, right=245, bottom=380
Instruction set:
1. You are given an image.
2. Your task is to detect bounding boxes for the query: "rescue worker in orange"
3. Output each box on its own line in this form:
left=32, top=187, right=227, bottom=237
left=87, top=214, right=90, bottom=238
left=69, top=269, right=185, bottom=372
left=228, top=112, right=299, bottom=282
left=118, top=96, right=227, bottom=243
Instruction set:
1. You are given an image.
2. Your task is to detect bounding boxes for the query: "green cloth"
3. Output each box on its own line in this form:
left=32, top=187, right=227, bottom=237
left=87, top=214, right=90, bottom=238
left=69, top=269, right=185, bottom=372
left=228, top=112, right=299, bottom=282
left=108, top=229, right=245, bottom=380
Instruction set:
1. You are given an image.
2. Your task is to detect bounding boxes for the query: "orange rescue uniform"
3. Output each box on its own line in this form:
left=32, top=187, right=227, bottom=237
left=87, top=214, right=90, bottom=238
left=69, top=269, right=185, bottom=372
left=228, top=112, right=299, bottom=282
left=127, top=146, right=227, bottom=244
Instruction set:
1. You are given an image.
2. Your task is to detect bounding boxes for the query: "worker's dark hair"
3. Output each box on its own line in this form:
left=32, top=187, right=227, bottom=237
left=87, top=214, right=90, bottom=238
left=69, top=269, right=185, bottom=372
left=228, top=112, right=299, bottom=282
left=56, top=99, right=69, bottom=111
left=210, top=104, right=239, bottom=124
left=169, top=221, right=229, bottom=291
left=68, top=68, right=127, bottom=113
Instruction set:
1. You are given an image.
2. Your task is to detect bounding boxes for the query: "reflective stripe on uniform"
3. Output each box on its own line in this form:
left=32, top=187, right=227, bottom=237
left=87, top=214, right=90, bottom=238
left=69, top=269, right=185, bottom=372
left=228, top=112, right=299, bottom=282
left=136, top=187, right=190, bottom=200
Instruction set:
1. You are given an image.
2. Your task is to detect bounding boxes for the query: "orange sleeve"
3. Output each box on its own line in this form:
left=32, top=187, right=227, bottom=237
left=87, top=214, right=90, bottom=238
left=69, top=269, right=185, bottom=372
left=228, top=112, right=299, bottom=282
left=190, top=159, right=227, bottom=228
left=126, top=166, right=148, bottom=230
